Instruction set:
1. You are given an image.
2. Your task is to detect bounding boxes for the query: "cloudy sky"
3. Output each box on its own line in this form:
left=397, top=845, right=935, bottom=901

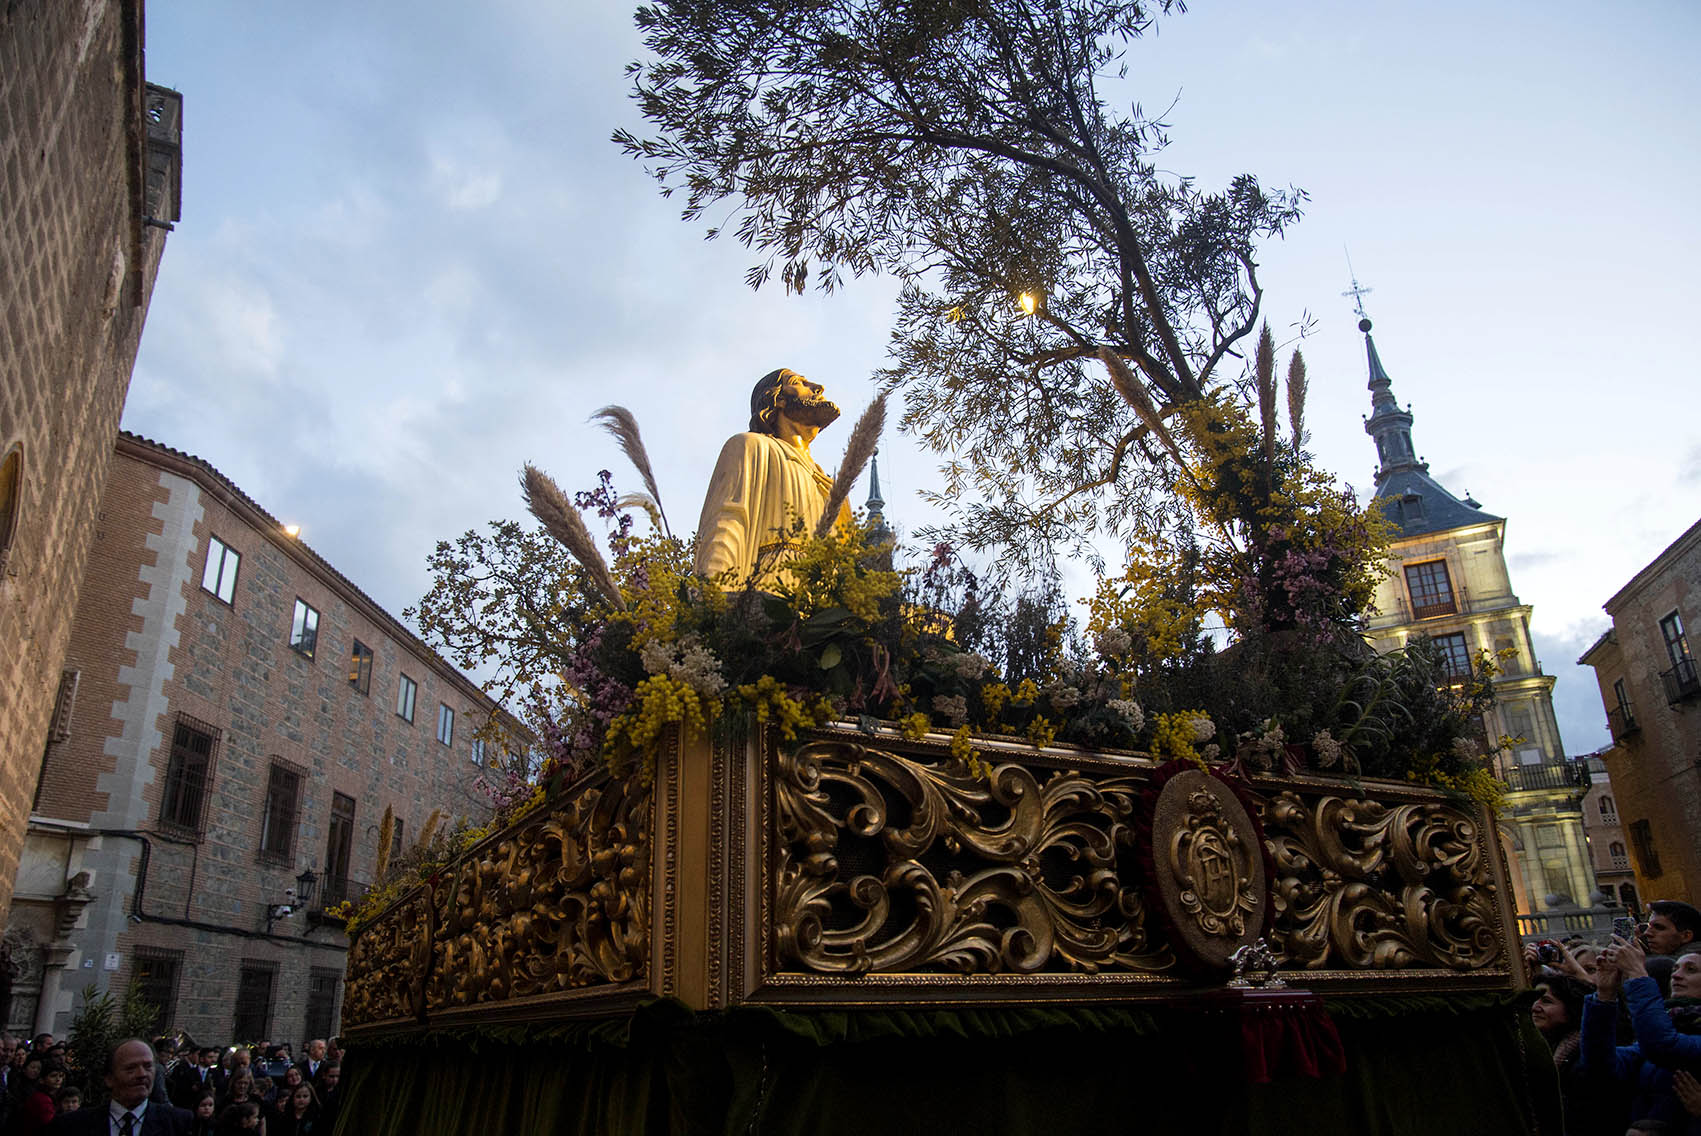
left=129, top=0, right=1701, bottom=757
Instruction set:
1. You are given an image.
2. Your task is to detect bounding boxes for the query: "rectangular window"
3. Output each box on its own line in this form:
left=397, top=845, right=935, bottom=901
left=1629, top=819, right=1662, bottom=878
left=1613, top=678, right=1631, bottom=713
left=471, top=738, right=485, bottom=767
left=324, top=792, right=356, bottom=907
left=289, top=599, right=320, bottom=659
left=232, top=961, right=277, bottom=1041
left=132, top=948, right=183, bottom=1034
left=161, top=714, right=220, bottom=836
left=303, top=968, right=341, bottom=1042
left=201, top=536, right=240, bottom=604
left=1433, top=632, right=1472, bottom=679
left=349, top=639, right=373, bottom=695
left=436, top=704, right=454, bottom=746
left=1661, top=611, right=1691, bottom=667
left=258, top=761, right=304, bottom=862
left=396, top=674, right=417, bottom=722
left=1404, top=560, right=1456, bottom=619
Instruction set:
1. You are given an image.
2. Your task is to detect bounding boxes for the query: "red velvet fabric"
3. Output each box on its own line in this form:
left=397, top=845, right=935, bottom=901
left=1223, top=990, right=1347, bottom=1083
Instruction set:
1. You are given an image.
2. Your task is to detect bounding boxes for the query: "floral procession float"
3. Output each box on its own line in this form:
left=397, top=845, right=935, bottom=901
left=330, top=4, right=1557, bottom=1131
left=331, top=342, right=1553, bottom=1135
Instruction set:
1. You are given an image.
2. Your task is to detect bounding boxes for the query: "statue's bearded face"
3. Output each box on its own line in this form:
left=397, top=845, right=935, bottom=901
left=777, top=370, right=840, bottom=428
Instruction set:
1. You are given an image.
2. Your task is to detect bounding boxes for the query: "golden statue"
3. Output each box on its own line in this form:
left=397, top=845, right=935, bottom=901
left=693, top=368, right=851, bottom=586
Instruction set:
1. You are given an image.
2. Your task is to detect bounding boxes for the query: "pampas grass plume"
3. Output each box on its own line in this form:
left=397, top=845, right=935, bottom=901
left=815, top=393, right=886, bottom=538
left=591, top=406, right=671, bottom=537
left=521, top=463, right=628, bottom=610
left=1286, top=349, right=1309, bottom=451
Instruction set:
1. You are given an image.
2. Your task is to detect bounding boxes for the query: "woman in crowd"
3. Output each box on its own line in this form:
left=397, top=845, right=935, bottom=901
left=1583, top=936, right=1701, bottom=1134
left=1531, top=973, right=1629, bottom=1134
left=268, top=1081, right=321, bottom=1136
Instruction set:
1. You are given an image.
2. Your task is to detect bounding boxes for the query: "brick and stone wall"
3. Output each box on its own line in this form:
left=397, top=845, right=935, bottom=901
left=0, top=0, right=174, bottom=924
left=22, top=440, right=509, bottom=1041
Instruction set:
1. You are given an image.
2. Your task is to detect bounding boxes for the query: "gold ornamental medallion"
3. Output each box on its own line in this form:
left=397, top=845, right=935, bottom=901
left=1146, top=767, right=1268, bottom=973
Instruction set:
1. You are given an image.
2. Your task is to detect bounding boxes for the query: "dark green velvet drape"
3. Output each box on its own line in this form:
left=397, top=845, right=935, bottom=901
left=335, top=994, right=1560, bottom=1136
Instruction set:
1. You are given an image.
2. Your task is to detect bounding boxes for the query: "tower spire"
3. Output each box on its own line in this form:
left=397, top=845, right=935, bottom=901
left=865, top=449, right=894, bottom=547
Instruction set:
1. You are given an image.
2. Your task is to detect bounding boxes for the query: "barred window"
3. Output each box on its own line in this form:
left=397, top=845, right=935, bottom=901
left=161, top=715, right=220, bottom=837
left=232, top=961, right=277, bottom=1042
left=132, top=948, right=183, bottom=1034
left=258, top=760, right=303, bottom=862
left=303, top=968, right=341, bottom=1041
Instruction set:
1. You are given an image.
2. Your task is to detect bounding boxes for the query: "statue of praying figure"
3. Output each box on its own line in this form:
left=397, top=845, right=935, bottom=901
left=693, top=368, right=852, bottom=587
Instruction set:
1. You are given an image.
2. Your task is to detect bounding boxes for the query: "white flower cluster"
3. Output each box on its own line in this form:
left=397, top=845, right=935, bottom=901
left=638, top=636, right=727, bottom=697
left=1042, top=682, right=1082, bottom=710
left=1451, top=736, right=1480, bottom=761
left=1107, top=699, right=1145, bottom=734
left=1095, top=626, right=1133, bottom=659
left=932, top=694, right=969, bottom=725
left=1190, top=716, right=1216, bottom=744
left=1237, top=720, right=1286, bottom=771
left=952, top=652, right=991, bottom=680
left=1311, top=729, right=1343, bottom=769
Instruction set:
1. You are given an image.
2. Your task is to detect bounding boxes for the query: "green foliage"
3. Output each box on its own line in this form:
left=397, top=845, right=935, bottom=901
left=619, top=0, right=1305, bottom=568
left=67, top=982, right=159, bottom=1106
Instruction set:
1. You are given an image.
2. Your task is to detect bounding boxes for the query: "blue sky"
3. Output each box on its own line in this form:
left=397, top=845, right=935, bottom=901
left=129, top=0, right=1701, bottom=757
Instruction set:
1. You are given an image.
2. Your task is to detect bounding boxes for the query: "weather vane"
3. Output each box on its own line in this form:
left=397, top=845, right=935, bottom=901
left=1341, top=248, right=1373, bottom=322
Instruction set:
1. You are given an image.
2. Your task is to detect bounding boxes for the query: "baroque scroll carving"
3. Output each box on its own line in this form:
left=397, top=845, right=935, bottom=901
left=773, top=739, right=1172, bottom=976
left=1261, top=791, right=1501, bottom=970
left=343, top=893, right=433, bottom=1026
left=425, top=779, right=652, bottom=1009
left=343, top=776, right=651, bottom=1027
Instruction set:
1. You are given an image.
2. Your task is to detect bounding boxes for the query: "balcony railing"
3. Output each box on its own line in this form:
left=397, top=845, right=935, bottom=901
left=1502, top=761, right=1588, bottom=793
left=1661, top=658, right=1700, bottom=705
left=1606, top=704, right=1639, bottom=741
left=1410, top=597, right=1458, bottom=621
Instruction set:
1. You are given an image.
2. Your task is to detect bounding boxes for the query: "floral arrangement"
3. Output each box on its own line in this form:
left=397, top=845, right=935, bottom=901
left=359, top=376, right=1511, bottom=934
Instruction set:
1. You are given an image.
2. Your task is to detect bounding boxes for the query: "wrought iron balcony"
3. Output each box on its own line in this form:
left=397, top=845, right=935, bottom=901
left=1661, top=657, right=1701, bottom=705
left=1501, top=761, right=1588, bottom=793
left=1410, top=596, right=1458, bottom=621
left=1606, top=704, right=1639, bottom=741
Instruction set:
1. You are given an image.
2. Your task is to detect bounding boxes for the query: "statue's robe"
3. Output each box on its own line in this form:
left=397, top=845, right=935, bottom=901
left=693, top=432, right=850, bottom=587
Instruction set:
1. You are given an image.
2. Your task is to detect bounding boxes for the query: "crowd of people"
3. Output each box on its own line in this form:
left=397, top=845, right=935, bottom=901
left=0, top=1032, right=343, bottom=1135
left=1527, top=898, right=1701, bottom=1136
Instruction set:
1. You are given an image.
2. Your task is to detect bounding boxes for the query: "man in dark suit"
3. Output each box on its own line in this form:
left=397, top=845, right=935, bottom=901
left=165, top=1048, right=218, bottom=1109
left=49, top=1038, right=192, bottom=1134
left=293, top=1039, right=327, bottom=1084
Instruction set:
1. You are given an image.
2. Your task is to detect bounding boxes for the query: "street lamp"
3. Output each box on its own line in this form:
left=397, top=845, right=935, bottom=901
left=265, top=867, right=320, bottom=934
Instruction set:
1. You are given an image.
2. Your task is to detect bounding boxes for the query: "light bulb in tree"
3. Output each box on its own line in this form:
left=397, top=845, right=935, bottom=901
left=1018, top=292, right=1037, bottom=315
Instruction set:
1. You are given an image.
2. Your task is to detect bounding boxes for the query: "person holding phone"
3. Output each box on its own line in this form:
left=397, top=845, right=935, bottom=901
left=1583, top=933, right=1701, bottom=1134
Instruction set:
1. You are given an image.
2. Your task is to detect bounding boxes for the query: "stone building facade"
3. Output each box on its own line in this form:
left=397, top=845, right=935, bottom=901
left=6, top=435, right=522, bottom=1043
left=1577, top=750, right=1636, bottom=912
left=1580, top=516, right=1701, bottom=908
left=1354, top=316, right=1594, bottom=926
left=0, top=0, right=180, bottom=925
